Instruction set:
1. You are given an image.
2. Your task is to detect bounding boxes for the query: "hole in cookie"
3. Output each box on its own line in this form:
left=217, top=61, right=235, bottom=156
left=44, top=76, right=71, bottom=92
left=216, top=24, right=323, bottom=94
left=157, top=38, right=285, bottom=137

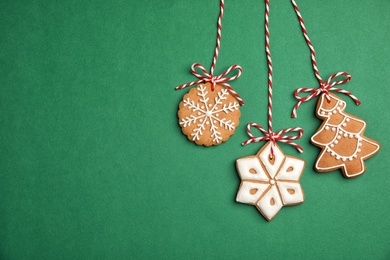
left=249, top=188, right=258, bottom=195
left=287, top=166, right=294, bottom=172
left=287, top=189, right=295, bottom=195
left=268, top=154, right=275, bottom=165
left=249, top=168, right=257, bottom=174
left=270, top=198, right=275, bottom=206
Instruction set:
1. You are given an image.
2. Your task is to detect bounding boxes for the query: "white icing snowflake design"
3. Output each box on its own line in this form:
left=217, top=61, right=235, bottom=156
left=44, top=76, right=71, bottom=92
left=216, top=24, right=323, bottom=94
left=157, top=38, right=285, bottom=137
left=236, top=142, right=305, bottom=221
left=180, top=84, right=239, bottom=144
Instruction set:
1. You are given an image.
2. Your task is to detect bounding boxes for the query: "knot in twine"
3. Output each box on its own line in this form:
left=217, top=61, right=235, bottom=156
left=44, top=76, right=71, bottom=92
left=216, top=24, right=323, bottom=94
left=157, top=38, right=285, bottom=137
left=291, top=72, right=361, bottom=118
left=176, top=63, right=244, bottom=105
left=242, top=123, right=304, bottom=158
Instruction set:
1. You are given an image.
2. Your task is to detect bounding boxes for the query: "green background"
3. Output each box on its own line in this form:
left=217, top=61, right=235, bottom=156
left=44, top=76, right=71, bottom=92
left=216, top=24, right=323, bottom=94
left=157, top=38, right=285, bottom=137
left=1, top=0, right=389, bottom=259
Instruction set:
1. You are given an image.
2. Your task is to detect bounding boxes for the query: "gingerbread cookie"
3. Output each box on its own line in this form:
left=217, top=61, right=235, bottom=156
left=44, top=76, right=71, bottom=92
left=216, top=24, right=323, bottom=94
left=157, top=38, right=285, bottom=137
left=236, top=141, right=305, bottom=221
left=178, top=83, right=240, bottom=146
left=311, top=93, right=380, bottom=178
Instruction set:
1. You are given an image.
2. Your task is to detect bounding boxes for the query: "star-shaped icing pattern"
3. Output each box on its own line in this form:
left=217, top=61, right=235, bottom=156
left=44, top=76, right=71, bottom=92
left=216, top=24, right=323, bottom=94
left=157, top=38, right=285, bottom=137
left=236, top=142, right=305, bottom=221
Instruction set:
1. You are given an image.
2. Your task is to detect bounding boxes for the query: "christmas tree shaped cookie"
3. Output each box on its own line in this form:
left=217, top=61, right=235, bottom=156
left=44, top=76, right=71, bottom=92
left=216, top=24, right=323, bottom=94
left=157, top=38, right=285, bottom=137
left=311, top=93, right=380, bottom=178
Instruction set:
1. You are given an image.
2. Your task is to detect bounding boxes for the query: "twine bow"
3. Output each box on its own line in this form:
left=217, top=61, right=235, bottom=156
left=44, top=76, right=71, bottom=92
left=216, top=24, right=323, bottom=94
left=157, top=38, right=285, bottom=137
left=242, top=123, right=304, bottom=158
left=291, top=72, right=361, bottom=118
left=176, top=63, right=244, bottom=105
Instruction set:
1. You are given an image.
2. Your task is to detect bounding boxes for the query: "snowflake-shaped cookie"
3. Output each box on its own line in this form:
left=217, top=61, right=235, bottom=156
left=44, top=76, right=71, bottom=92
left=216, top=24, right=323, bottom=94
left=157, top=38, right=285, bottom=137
left=178, top=83, right=240, bottom=146
left=236, top=142, right=305, bottom=221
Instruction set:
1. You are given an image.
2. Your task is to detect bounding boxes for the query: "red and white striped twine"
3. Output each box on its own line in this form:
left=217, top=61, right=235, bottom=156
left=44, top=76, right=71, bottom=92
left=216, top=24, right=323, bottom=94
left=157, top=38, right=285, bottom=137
left=290, top=0, right=360, bottom=118
left=175, top=0, right=244, bottom=105
left=242, top=123, right=304, bottom=154
left=243, top=0, right=304, bottom=157
left=265, top=0, right=273, bottom=133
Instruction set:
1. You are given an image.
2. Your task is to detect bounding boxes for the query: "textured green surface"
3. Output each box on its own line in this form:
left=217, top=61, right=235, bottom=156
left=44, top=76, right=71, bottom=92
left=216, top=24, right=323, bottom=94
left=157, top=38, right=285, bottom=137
left=0, top=0, right=389, bottom=259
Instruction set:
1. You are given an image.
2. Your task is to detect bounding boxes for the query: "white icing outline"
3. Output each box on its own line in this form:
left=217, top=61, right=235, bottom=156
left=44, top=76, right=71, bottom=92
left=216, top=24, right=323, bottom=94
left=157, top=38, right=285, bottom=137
left=180, top=84, right=239, bottom=144
left=311, top=94, right=380, bottom=177
left=236, top=142, right=305, bottom=221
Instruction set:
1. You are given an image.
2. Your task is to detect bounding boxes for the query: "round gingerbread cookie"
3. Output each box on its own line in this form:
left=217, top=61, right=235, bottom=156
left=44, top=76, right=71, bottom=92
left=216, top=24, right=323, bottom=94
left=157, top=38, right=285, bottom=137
left=178, top=83, right=240, bottom=146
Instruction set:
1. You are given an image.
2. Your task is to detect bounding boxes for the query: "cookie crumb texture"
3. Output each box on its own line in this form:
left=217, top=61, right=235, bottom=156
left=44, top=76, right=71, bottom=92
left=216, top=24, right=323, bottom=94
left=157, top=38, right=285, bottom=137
left=311, top=93, right=380, bottom=178
left=178, top=83, right=240, bottom=146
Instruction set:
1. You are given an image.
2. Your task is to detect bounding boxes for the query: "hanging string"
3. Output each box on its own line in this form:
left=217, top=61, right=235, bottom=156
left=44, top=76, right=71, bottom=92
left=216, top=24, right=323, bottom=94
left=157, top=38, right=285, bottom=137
left=243, top=0, right=303, bottom=157
left=290, top=0, right=360, bottom=118
left=176, top=0, right=244, bottom=105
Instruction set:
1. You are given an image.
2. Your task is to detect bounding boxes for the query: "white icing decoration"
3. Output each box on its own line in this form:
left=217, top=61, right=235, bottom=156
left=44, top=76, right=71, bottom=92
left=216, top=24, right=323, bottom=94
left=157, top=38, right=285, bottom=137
left=258, top=142, right=284, bottom=178
left=276, top=181, right=304, bottom=205
left=236, top=157, right=269, bottom=181
left=276, top=157, right=305, bottom=181
left=256, top=185, right=283, bottom=220
left=236, top=142, right=305, bottom=220
left=312, top=95, right=380, bottom=177
left=180, top=84, right=239, bottom=143
left=236, top=181, right=269, bottom=205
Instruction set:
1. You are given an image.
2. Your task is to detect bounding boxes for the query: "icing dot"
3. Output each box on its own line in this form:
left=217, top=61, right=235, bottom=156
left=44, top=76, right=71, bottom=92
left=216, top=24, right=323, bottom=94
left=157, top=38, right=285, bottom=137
left=336, top=155, right=340, bottom=160
left=321, top=111, right=325, bottom=115
left=337, top=107, right=341, bottom=110
left=327, top=148, right=331, bottom=152
left=206, top=121, right=210, bottom=125
left=340, top=130, right=344, bottom=134
left=201, top=106, right=205, bottom=109
left=330, top=144, right=334, bottom=148
left=216, top=113, right=219, bottom=117
left=208, top=104, right=212, bottom=107
left=331, top=152, right=335, bottom=156
left=353, top=155, right=357, bottom=158
left=342, top=123, right=347, bottom=127
left=334, top=140, right=338, bottom=144
left=214, top=120, right=217, bottom=124
left=199, top=119, right=203, bottom=122
left=337, top=135, right=341, bottom=140
left=325, top=126, right=330, bottom=130
left=357, top=149, right=361, bottom=153
left=346, top=118, right=350, bottom=122
left=332, top=110, right=337, bottom=114
left=270, top=180, right=275, bottom=185
left=349, top=157, right=353, bottom=161
left=328, top=112, right=332, bottom=116
left=332, top=127, right=336, bottom=132
left=349, top=134, right=353, bottom=138
left=342, top=158, right=346, bottom=162
left=358, top=143, right=362, bottom=147
left=344, top=133, right=348, bottom=137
